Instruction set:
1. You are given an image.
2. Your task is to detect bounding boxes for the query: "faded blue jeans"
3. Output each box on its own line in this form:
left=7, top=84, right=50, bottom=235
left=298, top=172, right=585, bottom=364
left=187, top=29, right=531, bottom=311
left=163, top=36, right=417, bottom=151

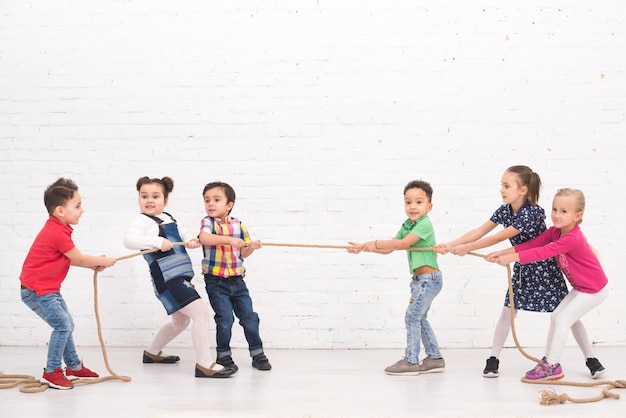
left=404, top=271, right=443, bottom=364
left=21, top=287, right=82, bottom=373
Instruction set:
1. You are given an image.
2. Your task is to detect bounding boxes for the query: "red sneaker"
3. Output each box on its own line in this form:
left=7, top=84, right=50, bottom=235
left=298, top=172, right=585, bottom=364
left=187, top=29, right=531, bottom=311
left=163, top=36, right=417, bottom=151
left=41, top=368, right=73, bottom=390
left=65, top=363, right=99, bottom=381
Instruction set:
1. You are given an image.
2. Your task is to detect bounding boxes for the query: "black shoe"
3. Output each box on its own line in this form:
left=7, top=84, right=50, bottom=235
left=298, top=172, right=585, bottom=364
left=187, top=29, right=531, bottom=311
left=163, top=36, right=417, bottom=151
left=586, top=357, right=606, bottom=379
left=195, top=363, right=235, bottom=378
left=252, top=353, right=272, bottom=371
left=143, top=350, right=180, bottom=364
left=216, top=355, right=239, bottom=373
left=483, top=356, right=499, bottom=378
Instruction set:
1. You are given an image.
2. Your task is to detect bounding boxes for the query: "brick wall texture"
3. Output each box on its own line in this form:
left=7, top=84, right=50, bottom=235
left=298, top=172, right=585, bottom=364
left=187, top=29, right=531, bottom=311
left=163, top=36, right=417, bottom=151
left=1, top=1, right=624, bottom=350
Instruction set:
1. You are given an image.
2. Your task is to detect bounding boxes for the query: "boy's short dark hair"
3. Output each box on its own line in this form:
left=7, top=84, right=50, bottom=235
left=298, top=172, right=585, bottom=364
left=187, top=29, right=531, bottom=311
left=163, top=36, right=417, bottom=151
left=203, top=181, right=236, bottom=204
left=44, top=177, right=79, bottom=214
left=404, top=179, right=433, bottom=201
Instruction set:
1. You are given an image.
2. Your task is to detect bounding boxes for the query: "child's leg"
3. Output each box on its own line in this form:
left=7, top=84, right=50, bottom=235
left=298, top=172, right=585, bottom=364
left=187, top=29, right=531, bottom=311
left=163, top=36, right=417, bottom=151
left=489, top=307, right=516, bottom=358
left=178, top=299, right=222, bottom=369
left=419, top=272, right=444, bottom=359
left=21, top=290, right=75, bottom=372
left=405, top=274, right=442, bottom=363
left=205, top=276, right=236, bottom=357
left=230, top=278, right=263, bottom=356
left=545, top=287, right=608, bottom=364
left=146, top=311, right=190, bottom=355
left=570, top=320, right=593, bottom=359
left=57, top=296, right=83, bottom=370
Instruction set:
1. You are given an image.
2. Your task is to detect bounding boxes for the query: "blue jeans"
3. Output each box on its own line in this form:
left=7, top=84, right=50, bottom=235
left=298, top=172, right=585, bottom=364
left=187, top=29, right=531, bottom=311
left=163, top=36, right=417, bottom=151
left=204, top=275, right=264, bottom=357
left=404, top=271, right=443, bottom=364
left=21, top=287, right=82, bottom=373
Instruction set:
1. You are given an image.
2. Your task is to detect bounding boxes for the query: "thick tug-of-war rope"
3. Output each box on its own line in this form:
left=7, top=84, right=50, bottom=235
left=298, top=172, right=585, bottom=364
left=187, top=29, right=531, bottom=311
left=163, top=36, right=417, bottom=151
left=3, top=241, right=623, bottom=402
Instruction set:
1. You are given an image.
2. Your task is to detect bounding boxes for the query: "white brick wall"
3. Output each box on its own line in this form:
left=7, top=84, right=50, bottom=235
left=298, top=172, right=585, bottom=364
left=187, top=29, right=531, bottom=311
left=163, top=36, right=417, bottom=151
left=1, top=1, right=625, bottom=351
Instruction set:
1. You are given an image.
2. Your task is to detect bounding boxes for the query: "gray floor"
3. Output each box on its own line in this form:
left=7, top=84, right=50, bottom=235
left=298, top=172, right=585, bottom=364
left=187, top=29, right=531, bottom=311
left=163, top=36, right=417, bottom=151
left=1, top=345, right=624, bottom=418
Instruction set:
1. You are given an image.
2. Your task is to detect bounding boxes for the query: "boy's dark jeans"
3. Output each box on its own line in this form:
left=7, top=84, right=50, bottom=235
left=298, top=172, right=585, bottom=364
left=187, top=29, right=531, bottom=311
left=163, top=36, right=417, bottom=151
left=204, top=274, right=264, bottom=357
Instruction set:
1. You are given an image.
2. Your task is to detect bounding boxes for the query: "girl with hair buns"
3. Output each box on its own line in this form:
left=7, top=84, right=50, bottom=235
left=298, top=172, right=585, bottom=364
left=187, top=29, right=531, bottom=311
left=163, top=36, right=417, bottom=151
left=124, top=176, right=234, bottom=378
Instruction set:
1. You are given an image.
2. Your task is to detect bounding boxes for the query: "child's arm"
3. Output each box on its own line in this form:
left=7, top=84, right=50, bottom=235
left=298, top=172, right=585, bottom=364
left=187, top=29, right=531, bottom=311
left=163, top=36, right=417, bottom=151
left=124, top=215, right=166, bottom=251
left=485, top=246, right=517, bottom=262
left=241, top=240, right=262, bottom=258
left=449, top=225, right=520, bottom=256
left=198, top=219, right=258, bottom=256
left=488, top=229, right=557, bottom=266
left=199, top=231, right=246, bottom=248
left=434, top=220, right=497, bottom=253
left=349, top=234, right=419, bottom=255
left=491, top=250, right=520, bottom=266
left=65, top=247, right=116, bottom=269
left=177, top=220, right=200, bottom=249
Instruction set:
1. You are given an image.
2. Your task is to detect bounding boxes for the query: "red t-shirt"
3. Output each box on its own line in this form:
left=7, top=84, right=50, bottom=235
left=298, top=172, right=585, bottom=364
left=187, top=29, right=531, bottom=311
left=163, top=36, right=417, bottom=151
left=20, top=216, right=76, bottom=295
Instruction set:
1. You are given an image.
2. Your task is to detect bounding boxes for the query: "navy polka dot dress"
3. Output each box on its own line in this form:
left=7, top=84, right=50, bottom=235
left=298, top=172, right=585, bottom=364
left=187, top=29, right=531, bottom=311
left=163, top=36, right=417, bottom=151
left=490, top=202, right=568, bottom=312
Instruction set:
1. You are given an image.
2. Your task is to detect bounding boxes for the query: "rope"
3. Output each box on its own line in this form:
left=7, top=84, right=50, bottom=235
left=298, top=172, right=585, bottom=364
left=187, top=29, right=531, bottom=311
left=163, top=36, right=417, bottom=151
left=5, top=240, right=622, bottom=403
left=524, top=378, right=626, bottom=404
left=263, top=242, right=353, bottom=249
left=263, top=242, right=439, bottom=251
left=1, top=243, right=188, bottom=393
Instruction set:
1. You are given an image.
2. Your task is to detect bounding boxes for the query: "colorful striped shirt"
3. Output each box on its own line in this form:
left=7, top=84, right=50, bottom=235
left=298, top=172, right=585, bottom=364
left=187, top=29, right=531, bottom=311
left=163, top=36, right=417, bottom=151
left=200, top=216, right=251, bottom=277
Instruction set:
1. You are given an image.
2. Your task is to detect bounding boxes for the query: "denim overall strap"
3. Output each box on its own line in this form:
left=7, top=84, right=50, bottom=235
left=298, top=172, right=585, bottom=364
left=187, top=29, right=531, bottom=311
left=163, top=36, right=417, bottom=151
left=141, top=213, right=194, bottom=287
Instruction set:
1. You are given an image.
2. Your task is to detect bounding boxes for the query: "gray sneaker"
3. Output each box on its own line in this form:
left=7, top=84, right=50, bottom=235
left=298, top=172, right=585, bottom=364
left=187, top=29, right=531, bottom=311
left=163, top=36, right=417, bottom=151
left=418, top=356, right=445, bottom=374
left=384, top=359, right=421, bottom=376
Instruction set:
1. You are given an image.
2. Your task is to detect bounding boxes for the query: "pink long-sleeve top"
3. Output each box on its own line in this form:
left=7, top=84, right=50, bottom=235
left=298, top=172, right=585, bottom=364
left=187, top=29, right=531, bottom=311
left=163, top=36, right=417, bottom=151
left=514, top=224, right=608, bottom=294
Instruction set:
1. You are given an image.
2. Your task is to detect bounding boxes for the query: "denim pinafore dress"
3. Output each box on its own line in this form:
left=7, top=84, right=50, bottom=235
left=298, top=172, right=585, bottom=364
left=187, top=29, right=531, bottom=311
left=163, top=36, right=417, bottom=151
left=142, top=212, right=200, bottom=314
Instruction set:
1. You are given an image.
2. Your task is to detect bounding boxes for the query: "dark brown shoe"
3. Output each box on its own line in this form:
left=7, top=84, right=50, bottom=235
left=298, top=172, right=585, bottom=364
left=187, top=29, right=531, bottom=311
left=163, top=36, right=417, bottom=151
left=195, top=363, right=235, bottom=378
left=142, top=350, right=181, bottom=364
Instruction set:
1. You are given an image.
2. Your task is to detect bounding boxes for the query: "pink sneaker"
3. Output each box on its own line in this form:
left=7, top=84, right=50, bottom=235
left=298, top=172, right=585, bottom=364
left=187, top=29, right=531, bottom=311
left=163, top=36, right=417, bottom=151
left=525, top=357, right=564, bottom=381
left=65, top=363, right=99, bottom=381
left=41, top=368, right=74, bottom=390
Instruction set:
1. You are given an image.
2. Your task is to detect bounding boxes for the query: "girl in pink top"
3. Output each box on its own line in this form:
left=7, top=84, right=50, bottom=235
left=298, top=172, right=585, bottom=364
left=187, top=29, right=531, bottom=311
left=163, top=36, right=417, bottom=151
left=487, top=188, right=609, bottom=381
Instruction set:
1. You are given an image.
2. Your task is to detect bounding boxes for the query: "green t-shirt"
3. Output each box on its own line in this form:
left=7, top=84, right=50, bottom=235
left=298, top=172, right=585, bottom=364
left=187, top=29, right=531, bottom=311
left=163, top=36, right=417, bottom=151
left=394, top=214, right=438, bottom=274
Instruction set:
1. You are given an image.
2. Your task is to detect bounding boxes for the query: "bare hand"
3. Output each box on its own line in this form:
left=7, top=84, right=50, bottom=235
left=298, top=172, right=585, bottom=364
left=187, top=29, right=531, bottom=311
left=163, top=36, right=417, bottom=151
left=160, top=239, right=174, bottom=252
left=187, top=238, right=201, bottom=249
left=230, top=238, right=247, bottom=248
left=494, top=254, right=516, bottom=266
left=347, top=241, right=363, bottom=254
left=450, top=244, right=470, bottom=256
left=248, top=240, right=262, bottom=250
left=93, top=255, right=116, bottom=271
left=432, top=244, right=450, bottom=254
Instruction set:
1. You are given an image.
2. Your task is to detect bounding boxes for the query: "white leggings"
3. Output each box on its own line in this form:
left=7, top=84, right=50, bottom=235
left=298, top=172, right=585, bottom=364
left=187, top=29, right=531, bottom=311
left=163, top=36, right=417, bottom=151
left=545, top=286, right=609, bottom=364
left=490, top=296, right=602, bottom=361
left=147, top=299, right=215, bottom=368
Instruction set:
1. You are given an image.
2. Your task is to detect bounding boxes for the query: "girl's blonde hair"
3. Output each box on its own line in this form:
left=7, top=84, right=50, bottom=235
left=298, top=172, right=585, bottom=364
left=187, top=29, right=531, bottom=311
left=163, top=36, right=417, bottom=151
left=555, top=187, right=600, bottom=258
left=555, top=187, right=585, bottom=224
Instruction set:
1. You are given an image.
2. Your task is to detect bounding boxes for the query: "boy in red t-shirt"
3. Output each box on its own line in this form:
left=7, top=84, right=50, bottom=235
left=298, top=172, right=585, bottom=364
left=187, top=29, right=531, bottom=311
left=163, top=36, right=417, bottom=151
left=19, top=178, right=116, bottom=390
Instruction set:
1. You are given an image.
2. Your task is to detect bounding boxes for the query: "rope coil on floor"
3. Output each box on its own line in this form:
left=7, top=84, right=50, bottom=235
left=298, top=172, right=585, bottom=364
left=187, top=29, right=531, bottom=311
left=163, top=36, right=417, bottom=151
left=464, top=250, right=624, bottom=405
left=0, top=244, right=174, bottom=393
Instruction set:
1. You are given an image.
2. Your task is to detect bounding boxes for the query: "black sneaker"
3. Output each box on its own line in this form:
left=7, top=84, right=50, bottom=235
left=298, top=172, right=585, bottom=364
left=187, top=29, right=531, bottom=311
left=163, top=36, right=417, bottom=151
left=216, top=355, right=239, bottom=373
left=586, top=357, right=605, bottom=379
left=252, top=353, right=272, bottom=371
left=483, top=356, right=499, bottom=378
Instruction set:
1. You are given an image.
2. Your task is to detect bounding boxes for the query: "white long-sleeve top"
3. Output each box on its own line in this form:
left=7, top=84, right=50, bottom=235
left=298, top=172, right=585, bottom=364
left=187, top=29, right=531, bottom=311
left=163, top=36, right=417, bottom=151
left=124, top=212, right=197, bottom=251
